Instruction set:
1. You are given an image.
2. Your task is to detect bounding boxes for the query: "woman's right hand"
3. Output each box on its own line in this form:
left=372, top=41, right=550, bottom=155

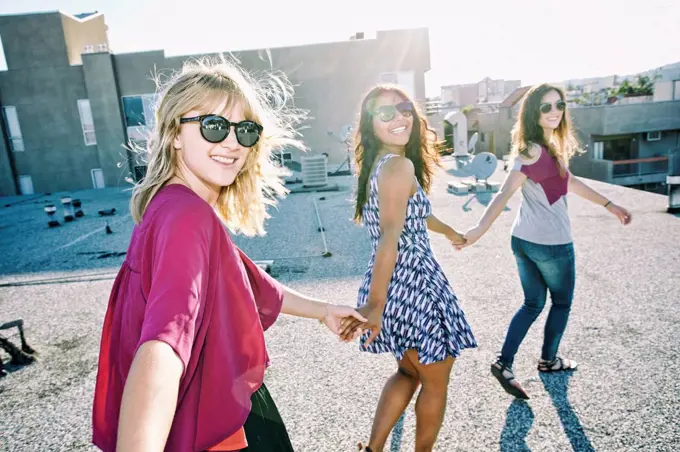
left=339, top=302, right=384, bottom=344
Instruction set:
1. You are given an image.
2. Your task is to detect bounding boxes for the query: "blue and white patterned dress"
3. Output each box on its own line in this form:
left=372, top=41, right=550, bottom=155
left=357, top=154, right=477, bottom=365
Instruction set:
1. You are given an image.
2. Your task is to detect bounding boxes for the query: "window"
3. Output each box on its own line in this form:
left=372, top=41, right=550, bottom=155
left=122, top=94, right=158, bottom=147
left=77, top=99, right=97, bottom=146
left=122, top=94, right=157, bottom=128
left=0, top=34, right=7, bottom=71
left=273, top=151, right=292, bottom=165
left=593, top=141, right=604, bottom=159
left=2, top=106, right=24, bottom=151
left=18, top=175, right=34, bottom=195
left=379, top=71, right=415, bottom=99
left=91, top=168, right=105, bottom=189
left=379, top=73, right=398, bottom=84
left=646, top=131, right=661, bottom=141
left=674, top=80, right=680, bottom=101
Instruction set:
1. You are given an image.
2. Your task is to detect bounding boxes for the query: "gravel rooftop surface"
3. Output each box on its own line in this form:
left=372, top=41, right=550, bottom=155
left=1, top=159, right=679, bottom=451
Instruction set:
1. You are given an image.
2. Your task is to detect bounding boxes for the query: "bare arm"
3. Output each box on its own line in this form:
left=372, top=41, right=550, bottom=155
left=425, top=214, right=451, bottom=235
left=463, top=170, right=526, bottom=246
left=369, top=157, right=415, bottom=306
left=568, top=175, right=609, bottom=205
left=426, top=213, right=465, bottom=244
left=280, top=285, right=328, bottom=320
left=280, top=285, right=367, bottom=337
left=337, top=158, right=415, bottom=343
left=117, top=341, right=183, bottom=452
left=569, top=175, right=632, bottom=224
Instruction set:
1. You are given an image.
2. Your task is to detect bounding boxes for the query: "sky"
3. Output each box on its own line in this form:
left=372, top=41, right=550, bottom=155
left=1, top=0, right=679, bottom=97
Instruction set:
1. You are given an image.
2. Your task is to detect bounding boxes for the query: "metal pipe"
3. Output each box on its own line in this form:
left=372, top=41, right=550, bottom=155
left=312, top=197, right=332, bottom=257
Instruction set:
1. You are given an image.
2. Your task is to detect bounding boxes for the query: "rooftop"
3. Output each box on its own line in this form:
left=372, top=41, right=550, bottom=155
left=0, top=161, right=678, bottom=450
left=499, top=86, right=532, bottom=108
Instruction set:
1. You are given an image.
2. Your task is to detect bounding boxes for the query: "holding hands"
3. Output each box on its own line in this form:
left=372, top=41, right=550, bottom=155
left=338, top=302, right=385, bottom=344
left=320, top=304, right=367, bottom=342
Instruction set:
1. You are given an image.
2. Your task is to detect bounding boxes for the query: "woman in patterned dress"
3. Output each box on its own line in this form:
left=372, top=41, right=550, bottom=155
left=340, top=85, right=478, bottom=452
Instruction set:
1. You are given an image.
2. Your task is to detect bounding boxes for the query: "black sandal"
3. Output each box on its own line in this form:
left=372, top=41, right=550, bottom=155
left=537, top=357, right=578, bottom=373
left=356, top=442, right=373, bottom=452
left=491, top=358, right=530, bottom=400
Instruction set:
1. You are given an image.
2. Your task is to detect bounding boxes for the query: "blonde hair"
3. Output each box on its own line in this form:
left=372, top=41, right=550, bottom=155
left=129, top=56, right=305, bottom=236
left=510, top=83, right=582, bottom=177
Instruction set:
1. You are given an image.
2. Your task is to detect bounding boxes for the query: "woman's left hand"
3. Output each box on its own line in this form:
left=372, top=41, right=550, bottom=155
left=607, top=203, right=632, bottom=225
left=321, top=305, right=367, bottom=341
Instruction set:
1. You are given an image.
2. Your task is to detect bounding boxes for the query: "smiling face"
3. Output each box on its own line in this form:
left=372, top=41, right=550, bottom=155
left=173, top=97, right=251, bottom=201
left=538, top=89, right=565, bottom=132
left=371, top=91, right=414, bottom=149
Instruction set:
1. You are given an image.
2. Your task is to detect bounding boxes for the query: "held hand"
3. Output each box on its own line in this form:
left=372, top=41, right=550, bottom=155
left=445, top=228, right=467, bottom=247
left=339, top=302, right=384, bottom=344
left=456, top=226, right=484, bottom=250
left=607, top=203, right=632, bottom=225
left=321, top=304, right=367, bottom=341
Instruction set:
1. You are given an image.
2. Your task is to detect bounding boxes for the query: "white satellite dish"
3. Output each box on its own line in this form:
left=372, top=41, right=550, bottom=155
left=447, top=152, right=498, bottom=182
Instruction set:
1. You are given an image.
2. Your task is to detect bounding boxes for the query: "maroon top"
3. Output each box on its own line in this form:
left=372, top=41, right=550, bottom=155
left=92, top=184, right=284, bottom=451
left=518, top=145, right=569, bottom=205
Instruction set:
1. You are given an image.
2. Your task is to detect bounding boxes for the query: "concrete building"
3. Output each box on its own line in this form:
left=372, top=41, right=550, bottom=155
left=569, top=101, right=680, bottom=191
left=0, top=11, right=430, bottom=196
left=440, top=78, right=520, bottom=109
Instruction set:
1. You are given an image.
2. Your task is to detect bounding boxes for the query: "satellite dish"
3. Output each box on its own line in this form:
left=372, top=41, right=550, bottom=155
left=447, top=152, right=498, bottom=181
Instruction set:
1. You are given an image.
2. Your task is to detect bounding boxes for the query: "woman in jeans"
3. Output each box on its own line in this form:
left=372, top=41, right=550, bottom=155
left=458, top=83, right=632, bottom=399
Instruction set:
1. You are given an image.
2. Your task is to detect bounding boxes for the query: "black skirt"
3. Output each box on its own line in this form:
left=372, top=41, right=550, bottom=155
left=241, top=382, right=295, bottom=452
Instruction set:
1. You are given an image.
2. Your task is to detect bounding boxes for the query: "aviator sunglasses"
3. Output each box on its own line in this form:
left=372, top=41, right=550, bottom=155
left=180, top=114, right=263, bottom=147
left=373, top=101, right=414, bottom=122
left=539, top=100, right=567, bottom=114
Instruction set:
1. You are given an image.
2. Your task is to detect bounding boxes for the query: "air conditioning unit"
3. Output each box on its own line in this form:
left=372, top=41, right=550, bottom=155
left=83, top=45, right=94, bottom=53
left=301, top=155, right=328, bottom=188
left=96, top=43, right=108, bottom=52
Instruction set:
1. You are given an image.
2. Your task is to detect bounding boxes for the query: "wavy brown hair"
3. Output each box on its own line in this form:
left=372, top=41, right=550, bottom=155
left=510, top=83, right=582, bottom=177
left=353, top=84, right=441, bottom=222
left=129, top=55, right=305, bottom=236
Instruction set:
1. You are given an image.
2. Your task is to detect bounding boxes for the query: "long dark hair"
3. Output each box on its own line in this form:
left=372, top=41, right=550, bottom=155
left=353, top=84, right=441, bottom=222
left=510, top=83, right=581, bottom=177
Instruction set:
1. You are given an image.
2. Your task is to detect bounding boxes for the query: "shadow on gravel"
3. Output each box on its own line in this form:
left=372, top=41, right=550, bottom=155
left=540, top=371, right=595, bottom=452
left=500, top=399, right=534, bottom=452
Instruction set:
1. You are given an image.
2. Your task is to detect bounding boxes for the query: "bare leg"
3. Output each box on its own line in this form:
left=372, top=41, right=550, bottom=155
left=363, top=350, right=421, bottom=452
left=412, top=352, right=455, bottom=452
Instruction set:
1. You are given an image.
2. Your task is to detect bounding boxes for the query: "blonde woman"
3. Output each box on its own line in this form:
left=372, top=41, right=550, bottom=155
left=458, top=84, right=632, bottom=399
left=92, top=57, right=365, bottom=452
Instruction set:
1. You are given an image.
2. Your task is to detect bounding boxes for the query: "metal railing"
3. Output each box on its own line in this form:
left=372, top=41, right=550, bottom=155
left=611, top=156, right=669, bottom=178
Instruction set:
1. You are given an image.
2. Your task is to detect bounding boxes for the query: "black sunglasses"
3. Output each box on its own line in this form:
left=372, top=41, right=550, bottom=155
left=539, top=100, right=566, bottom=114
left=179, top=115, right=263, bottom=147
left=373, top=101, right=414, bottom=122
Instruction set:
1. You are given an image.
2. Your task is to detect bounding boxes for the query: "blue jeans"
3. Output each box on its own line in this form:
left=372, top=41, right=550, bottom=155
left=500, top=236, right=576, bottom=367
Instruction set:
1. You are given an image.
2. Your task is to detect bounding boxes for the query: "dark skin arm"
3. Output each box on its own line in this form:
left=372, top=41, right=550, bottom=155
left=340, top=156, right=415, bottom=342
